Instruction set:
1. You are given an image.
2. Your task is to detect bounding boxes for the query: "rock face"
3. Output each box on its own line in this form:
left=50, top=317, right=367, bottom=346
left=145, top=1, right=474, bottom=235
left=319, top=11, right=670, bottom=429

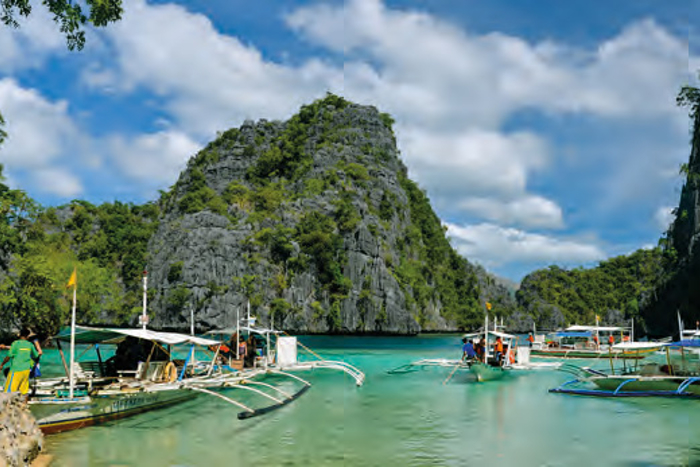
left=642, top=110, right=700, bottom=336
left=145, top=95, right=505, bottom=334
left=0, top=394, right=43, bottom=467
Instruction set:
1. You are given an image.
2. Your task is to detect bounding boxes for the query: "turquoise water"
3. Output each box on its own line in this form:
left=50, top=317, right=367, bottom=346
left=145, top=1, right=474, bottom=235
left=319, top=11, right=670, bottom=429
left=29, top=335, right=700, bottom=466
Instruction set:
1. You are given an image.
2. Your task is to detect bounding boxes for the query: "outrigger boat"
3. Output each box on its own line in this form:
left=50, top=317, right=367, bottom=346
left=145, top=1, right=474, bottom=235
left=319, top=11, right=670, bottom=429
left=388, top=313, right=520, bottom=383
left=28, top=272, right=364, bottom=433
left=546, top=341, right=700, bottom=398
left=29, top=326, right=221, bottom=434
left=531, top=324, right=651, bottom=360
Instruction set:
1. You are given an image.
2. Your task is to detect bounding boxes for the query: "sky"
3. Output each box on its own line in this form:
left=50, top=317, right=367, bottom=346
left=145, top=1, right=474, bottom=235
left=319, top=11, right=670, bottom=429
left=0, top=0, right=698, bottom=282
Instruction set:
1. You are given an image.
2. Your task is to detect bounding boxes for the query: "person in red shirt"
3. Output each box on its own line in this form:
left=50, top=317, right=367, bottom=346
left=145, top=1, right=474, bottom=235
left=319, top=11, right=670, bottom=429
left=526, top=333, right=534, bottom=348
left=608, top=334, right=615, bottom=347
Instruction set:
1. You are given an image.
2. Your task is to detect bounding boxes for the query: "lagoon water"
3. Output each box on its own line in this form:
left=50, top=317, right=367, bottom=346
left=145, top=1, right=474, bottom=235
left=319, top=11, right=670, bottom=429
left=40, top=335, right=700, bottom=466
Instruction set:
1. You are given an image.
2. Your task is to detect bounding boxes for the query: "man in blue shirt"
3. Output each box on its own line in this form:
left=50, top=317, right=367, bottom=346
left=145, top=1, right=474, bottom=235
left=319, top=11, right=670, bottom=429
left=462, top=338, right=476, bottom=362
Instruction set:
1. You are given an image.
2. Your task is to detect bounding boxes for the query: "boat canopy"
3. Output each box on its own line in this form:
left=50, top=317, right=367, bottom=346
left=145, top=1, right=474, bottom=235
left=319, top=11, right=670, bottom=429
left=611, top=342, right=663, bottom=351
left=666, top=339, right=700, bottom=348
left=565, top=325, right=625, bottom=332
left=55, top=326, right=220, bottom=347
left=556, top=331, right=592, bottom=338
left=206, top=326, right=283, bottom=336
left=463, top=330, right=517, bottom=339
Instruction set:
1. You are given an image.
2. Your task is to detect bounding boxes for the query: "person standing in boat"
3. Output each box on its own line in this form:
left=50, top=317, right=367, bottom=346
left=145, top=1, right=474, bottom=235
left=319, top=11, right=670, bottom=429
left=0, top=328, right=42, bottom=395
left=527, top=333, right=534, bottom=348
left=244, top=334, right=257, bottom=368
left=494, top=337, right=504, bottom=364
left=461, top=338, right=476, bottom=362
left=608, top=334, right=615, bottom=348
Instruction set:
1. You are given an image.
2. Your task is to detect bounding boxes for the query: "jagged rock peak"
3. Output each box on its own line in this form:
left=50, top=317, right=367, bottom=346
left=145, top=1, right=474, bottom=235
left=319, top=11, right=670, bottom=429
left=145, top=94, right=499, bottom=334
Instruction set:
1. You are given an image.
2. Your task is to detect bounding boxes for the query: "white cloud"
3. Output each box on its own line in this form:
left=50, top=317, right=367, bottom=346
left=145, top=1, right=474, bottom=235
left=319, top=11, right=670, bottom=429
left=31, top=168, right=83, bottom=198
left=401, top=127, right=549, bottom=198
left=654, top=206, right=675, bottom=231
left=0, top=7, right=65, bottom=72
left=446, top=222, right=605, bottom=267
left=288, top=0, right=692, bottom=125
left=0, top=79, right=87, bottom=197
left=458, top=195, right=564, bottom=229
left=109, top=130, right=201, bottom=185
left=85, top=0, right=341, bottom=137
left=0, top=79, right=79, bottom=169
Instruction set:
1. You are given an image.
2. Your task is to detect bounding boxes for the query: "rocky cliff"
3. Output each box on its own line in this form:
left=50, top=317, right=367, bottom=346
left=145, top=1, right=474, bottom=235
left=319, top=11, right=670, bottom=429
left=641, top=96, right=700, bottom=336
left=143, top=95, right=502, bottom=334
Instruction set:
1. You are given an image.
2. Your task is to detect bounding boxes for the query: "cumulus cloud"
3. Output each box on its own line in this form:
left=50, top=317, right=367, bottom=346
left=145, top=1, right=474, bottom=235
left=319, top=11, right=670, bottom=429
left=108, top=130, right=201, bottom=185
left=288, top=0, right=691, bottom=124
left=0, top=79, right=87, bottom=197
left=31, top=168, right=83, bottom=198
left=0, top=7, right=65, bottom=72
left=654, top=206, right=675, bottom=231
left=0, top=79, right=79, bottom=169
left=445, top=222, right=605, bottom=267
left=401, top=127, right=549, bottom=198
left=85, top=0, right=342, bottom=137
left=458, top=195, right=564, bottom=230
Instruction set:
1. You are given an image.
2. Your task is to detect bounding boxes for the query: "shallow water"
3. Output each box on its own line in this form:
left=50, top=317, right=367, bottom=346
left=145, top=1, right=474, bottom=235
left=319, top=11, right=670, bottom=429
left=36, top=335, right=700, bottom=466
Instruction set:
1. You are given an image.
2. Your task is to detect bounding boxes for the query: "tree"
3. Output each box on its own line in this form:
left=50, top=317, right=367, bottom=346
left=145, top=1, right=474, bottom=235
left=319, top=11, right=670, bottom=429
left=1, top=0, right=123, bottom=51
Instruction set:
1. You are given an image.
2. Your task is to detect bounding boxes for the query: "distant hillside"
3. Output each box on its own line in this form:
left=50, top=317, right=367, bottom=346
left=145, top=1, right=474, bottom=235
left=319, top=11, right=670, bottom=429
left=512, top=248, right=664, bottom=333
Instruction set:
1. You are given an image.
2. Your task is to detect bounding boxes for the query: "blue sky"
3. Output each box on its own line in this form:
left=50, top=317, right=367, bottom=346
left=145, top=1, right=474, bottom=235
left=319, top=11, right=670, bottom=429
left=0, top=0, right=698, bottom=282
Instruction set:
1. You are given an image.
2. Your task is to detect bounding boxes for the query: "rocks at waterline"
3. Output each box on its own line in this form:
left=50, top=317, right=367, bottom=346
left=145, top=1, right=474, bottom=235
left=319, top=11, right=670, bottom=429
left=0, top=393, right=43, bottom=467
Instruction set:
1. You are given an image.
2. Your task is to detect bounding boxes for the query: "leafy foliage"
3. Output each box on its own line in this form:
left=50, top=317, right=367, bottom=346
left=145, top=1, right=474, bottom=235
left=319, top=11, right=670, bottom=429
left=517, top=248, right=664, bottom=328
left=1, top=0, right=123, bottom=51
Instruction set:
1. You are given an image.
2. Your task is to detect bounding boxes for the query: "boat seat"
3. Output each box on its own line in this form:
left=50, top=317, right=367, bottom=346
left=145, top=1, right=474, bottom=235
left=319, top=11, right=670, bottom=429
left=77, top=361, right=105, bottom=378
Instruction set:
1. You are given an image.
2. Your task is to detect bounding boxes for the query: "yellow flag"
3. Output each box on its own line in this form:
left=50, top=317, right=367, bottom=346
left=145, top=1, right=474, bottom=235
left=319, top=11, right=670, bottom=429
left=486, top=302, right=492, bottom=311
left=66, top=268, right=77, bottom=289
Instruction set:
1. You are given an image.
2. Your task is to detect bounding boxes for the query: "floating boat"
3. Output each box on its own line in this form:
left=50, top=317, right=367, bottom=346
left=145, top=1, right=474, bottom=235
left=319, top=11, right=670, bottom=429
left=531, top=325, right=650, bottom=359
left=547, top=341, right=700, bottom=398
left=29, top=326, right=221, bottom=434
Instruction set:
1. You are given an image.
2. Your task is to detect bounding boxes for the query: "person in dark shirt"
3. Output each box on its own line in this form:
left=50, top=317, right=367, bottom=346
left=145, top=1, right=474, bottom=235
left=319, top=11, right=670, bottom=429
left=462, top=338, right=476, bottom=362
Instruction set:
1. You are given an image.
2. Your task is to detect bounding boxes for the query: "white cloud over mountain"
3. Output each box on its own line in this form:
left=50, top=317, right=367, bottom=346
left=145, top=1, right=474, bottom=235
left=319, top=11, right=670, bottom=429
left=446, top=222, right=604, bottom=267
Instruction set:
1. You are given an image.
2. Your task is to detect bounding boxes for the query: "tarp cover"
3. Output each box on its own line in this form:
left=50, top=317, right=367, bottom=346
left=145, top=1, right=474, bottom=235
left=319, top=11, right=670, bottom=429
left=566, top=325, right=625, bottom=332
left=556, top=331, right=592, bottom=338
left=463, top=330, right=517, bottom=339
left=276, top=336, right=298, bottom=367
left=55, top=326, right=220, bottom=347
left=612, top=342, right=663, bottom=351
left=205, top=326, right=282, bottom=336
left=666, top=339, right=700, bottom=348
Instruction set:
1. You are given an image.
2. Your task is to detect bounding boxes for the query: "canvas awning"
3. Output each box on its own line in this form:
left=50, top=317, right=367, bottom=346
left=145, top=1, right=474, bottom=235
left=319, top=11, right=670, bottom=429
left=54, top=326, right=221, bottom=347
left=666, top=339, right=700, bottom=348
left=612, top=342, right=663, bottom=351
left=556, top=331, right=592, bottom=338
left=206, top=326, right=283, bottom=336
left=565, top=325, right=625, bottom=332
left=463, top=330, right=517, bottom=340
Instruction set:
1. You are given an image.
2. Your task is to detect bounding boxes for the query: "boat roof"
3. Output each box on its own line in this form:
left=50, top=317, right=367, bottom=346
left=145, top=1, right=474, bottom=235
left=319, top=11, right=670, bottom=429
left=666, top=339, right=700, bottom=348
left=205, top=326, right=283, bottom=336
left=556, top=331, right=592, bottom=338
left=55, top=326, right=220, bottom=347
left=463, top=330, right=516, bottom=339
left=612, top=342, right=664, bottom=351
left=565, top=325, right=626, bottom=332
